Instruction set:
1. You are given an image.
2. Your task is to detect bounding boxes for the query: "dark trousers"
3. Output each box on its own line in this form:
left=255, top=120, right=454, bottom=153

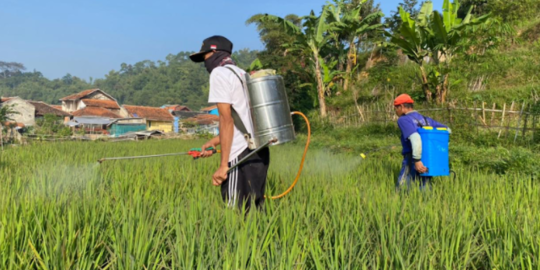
left=397, top=153, right=432, bottom=191
left=221, top=147, right=270, bottom=210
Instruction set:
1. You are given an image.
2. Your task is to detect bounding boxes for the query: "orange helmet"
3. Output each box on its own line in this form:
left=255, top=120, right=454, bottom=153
left=394, top=94, right=414, bottom=106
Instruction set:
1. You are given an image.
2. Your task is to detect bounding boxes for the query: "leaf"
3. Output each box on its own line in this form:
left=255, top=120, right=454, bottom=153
left=418, top=1, right=433, bottom=27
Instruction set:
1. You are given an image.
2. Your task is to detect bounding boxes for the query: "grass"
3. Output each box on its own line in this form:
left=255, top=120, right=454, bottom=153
left=0, top=138, right=539, bottom=269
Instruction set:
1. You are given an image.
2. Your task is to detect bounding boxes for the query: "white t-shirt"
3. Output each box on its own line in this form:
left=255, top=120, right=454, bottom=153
left=208, top=65, right=254, bottom=162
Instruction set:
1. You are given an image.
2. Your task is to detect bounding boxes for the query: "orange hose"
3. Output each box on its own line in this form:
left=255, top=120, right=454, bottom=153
left=268, top=111, right=311, bottom=200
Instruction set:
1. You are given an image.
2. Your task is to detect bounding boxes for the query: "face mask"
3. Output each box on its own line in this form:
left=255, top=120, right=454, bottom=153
left=204, top=51, right=235, bottom=73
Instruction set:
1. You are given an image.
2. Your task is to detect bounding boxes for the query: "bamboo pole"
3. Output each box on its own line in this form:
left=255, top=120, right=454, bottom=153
left=514, top=102, right=526, bottom=143
left=522, top=103, right=530, bottom=139
left=491, top=103, right=496, bottom=126
left=474, top=101, right=479, bottom=135
left=482, top=102, right=486, bottom=126
left=498, top=103, right=506, bottom=139
left=505, top=102, right=515, bottom=138
left=534, top=113, right=537, bottom=142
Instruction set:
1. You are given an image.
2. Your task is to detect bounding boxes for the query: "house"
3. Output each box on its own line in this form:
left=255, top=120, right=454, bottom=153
left=60, top=88, right=127, bottom=117
left=66, top=117, right=115, bottom=134
left=161, top=104, right=192, bottom=133
left=28, top=101, right=71, bottom=123
left=162, top=104, right=191, bottom=112
left=201, top=105, right=219, bottom=115
left=181, top=113, right=220, bottom=135
left=72, top=106, right=122, bottom=119
left=1, top=97, right=35, bottom=126
left=0, top=97, right=70, bottom=126
left=107, top=118, right=147, bottom=137
left=123, top=105, right=174, bottom=133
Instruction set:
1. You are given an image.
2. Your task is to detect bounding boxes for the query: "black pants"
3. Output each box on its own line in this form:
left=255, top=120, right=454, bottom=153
left=221, top=147, right=270, bottom=210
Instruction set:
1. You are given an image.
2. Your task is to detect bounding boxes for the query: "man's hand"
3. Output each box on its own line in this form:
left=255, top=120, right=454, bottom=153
left=200, top=141, right=216, bottom=158
left=415, top=160, right=428, bottom=174
left=212, top=165, right=229, bottom=186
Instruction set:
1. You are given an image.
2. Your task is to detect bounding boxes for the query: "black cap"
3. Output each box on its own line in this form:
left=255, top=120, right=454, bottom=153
left=189, top=35, right=233, bottom=62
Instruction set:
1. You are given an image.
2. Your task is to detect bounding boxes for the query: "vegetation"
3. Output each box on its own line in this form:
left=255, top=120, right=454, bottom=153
left=0, top=50, right=258, bottom=110
left=0, top=139, right=538, bottom=269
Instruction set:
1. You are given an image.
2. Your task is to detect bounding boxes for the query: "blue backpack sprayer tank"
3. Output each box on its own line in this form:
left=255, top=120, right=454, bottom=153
left=417, top=126, right=450, bottom=177
left=98, top=69, right=311, bottom=199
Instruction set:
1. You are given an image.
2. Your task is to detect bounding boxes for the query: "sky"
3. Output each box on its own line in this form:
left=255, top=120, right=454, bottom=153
left=1, top=0, right=443, bottom=80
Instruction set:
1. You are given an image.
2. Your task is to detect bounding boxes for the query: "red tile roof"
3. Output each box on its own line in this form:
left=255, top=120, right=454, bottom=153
left=183, top=113, right=220, bottom=125
left=60, top=89, right=99, bottom=101
left=28, top=101, right=71, bottom=117
left=196, top=114, right=220, bottom=120
left=3, top=121, right=25, bottom=128
left=82, top=99, right=120, bottom=109
left=60, top=88, right=115, bottom=101
left=51, top=105, right=63, bottom=110
left=123, top=105, right=174, bottom=121
left=72, top=107, right=121, bottom=118
left=201, top=105, right=218, bottom=112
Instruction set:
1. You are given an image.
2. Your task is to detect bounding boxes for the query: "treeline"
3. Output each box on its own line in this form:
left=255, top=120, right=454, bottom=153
left=0, top=50, right=257, bottom=109
left=2, top=0, right=539, bottom=114
left=248, top=0, right=540, bottom=117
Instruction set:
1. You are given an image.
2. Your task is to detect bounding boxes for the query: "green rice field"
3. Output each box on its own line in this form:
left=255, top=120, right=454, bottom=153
left=0, top=139, right=538, bottom=269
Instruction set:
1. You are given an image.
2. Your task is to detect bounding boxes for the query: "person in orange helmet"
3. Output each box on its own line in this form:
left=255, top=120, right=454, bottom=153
left=394, top=94, right=449, bottom=190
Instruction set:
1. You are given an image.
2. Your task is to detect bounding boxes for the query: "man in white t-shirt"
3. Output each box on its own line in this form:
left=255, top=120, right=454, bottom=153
left=190, top=35, right=270, bottom=211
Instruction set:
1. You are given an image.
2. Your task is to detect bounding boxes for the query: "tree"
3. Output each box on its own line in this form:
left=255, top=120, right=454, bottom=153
left=459, top=0, right=540, bottom=22
left=0, top=61, right=26, bottom=78
left=326, top=0, right=384, bottom=91
left=260, top=9, right=335, bottom=117
left=388, top=0, right=490, bottom=103
left=385, top=0, right=420, bottom=34
left=0, top=104, right=19, bottom=149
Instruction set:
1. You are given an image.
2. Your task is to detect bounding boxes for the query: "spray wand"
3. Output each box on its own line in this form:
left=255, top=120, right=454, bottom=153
left=359, top=144, right=400, bottom=159
left=97, top=147, right=220, bottom=163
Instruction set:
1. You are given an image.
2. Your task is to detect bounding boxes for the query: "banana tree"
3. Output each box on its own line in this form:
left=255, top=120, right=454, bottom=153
left=326, top=0, right=384, bottom=91
left=260, top=9, right=334, bottom=117
left=388, top=0, right=489, bottom=103
left=0, top=104, right=19, bottom=150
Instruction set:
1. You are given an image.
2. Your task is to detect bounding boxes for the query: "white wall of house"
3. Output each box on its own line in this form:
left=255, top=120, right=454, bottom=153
left=87, top=92, right=112, bottom=100
left=118, top=107, right=129, bottom=118
left=3, top=97, right=36, bottom=126
left=62, top=100, right=78, bottom=112
left=78, top=100, right=87, bottom=110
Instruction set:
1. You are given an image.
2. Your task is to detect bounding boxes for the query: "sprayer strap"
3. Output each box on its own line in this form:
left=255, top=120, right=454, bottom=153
left=224, top=66, right=251, bottom=138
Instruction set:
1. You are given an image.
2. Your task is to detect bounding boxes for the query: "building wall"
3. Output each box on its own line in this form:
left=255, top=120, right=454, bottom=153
left=147, top=121, right=173, bottom=133
left=87, top=92, right=113, bottom=101
left=62, top=100, right=78, bottom=112
left=118, top=107, right=130, bottom=118
left=109, top=124, right=147, bottom=137
left=173, top=116, right=179, bottom=133
left=3, top=98, right=35, bottom=126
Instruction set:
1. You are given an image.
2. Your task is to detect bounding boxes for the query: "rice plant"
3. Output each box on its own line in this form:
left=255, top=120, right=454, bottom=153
left=0, top=139, right=538, bottom=269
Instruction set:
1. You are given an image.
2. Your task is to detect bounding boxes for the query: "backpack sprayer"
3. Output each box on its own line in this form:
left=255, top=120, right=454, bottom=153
left=98, top=69, right=311, bottom=199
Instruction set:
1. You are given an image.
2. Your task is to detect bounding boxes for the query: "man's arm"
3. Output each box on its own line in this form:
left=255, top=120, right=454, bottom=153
left=409, top=132, right=428, bottom=173
left=217, top=103, right=234, bottom=169
left=211, top=103, right=234, bottom=186
left=200, top=136, right=220, bottom=157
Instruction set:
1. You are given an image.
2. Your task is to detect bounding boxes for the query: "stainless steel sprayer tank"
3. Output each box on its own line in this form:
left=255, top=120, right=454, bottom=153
left=244, top=74, right=296, bottom=148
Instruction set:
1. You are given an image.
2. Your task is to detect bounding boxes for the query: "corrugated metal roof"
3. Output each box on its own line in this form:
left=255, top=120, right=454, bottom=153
left=73, top=117, right=115, bottom=125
